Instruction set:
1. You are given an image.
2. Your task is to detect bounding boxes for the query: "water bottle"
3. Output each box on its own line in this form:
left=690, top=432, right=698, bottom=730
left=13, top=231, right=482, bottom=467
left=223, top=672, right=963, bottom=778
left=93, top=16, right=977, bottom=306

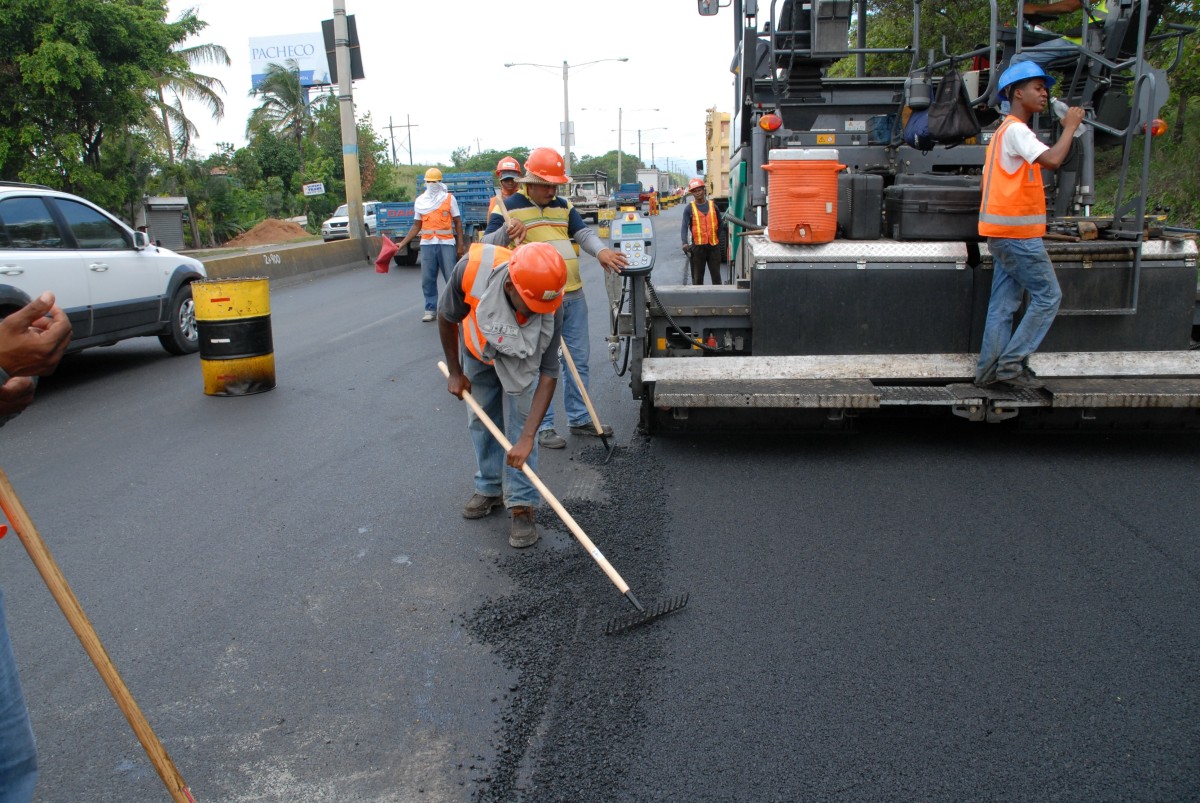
left=1051, top=98, right=1087, bottom=138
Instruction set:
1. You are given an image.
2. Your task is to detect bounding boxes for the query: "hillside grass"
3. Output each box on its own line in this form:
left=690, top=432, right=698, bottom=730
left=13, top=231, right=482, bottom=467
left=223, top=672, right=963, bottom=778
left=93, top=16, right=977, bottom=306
left=1093, top=103, right=1199, bottom=229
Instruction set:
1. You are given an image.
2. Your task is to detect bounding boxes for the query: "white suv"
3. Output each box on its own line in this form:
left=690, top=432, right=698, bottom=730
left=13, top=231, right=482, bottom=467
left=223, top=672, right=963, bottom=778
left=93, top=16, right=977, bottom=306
left=321, top=201, right=379, bottom=241
left=0, top=183, right=207, bottom=355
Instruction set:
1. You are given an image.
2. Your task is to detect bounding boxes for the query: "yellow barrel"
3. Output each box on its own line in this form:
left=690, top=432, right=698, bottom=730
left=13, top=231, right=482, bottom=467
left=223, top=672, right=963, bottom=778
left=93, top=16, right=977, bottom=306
left=598, top=224, right=611, bottom=238
left=192, top=277, right=276, bottom=396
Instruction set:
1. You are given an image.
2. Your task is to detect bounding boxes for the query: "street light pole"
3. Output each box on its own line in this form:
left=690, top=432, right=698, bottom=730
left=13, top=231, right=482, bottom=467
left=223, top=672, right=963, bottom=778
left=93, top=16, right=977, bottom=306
left=505, top=58, right=628, bottom=175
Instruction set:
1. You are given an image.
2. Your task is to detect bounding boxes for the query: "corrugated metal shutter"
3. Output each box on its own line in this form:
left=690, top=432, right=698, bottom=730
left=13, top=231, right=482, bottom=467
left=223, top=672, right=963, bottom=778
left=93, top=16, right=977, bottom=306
left=147, top=209, right=185, bottom=251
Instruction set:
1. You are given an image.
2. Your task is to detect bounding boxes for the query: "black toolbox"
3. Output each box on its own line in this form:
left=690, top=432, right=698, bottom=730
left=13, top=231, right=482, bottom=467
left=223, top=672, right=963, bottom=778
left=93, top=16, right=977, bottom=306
left=884, top=174, right=982, bottom=241
left=837, top=173, right=883, bottom=240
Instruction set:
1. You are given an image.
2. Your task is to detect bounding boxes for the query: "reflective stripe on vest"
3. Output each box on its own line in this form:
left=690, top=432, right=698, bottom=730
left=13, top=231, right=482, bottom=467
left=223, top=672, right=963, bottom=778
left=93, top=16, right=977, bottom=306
left=1063, top=0, right=1108, bottom=45
left=978, top=117, right=1047, bottom=239
left=461, top=243, right=514, bottom=363
left=420, top=195, right=454, bottom=240
left=510, top=197, right=583, bottom=292
left=690, top=200, right=720, bottom=246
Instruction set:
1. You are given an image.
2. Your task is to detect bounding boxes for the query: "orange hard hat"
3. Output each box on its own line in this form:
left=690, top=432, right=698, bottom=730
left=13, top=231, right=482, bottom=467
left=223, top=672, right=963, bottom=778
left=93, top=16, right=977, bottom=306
left=507, top=242, right=567, bottom=314
left=495, top=156, right=522, bottom=178
left=520, top=147, right=569, bottom=185
left=687, top=178, right=706, bottom=192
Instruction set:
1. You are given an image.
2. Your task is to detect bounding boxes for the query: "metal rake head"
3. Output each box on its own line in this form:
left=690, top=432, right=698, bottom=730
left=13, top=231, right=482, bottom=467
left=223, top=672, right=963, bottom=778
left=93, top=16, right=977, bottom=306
left=604, top=592, right=690, bottom=635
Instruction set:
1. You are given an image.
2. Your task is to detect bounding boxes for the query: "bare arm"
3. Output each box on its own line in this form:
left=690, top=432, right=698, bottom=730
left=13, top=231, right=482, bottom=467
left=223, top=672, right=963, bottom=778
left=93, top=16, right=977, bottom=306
left=1035, top=106, right=1086, bottom=169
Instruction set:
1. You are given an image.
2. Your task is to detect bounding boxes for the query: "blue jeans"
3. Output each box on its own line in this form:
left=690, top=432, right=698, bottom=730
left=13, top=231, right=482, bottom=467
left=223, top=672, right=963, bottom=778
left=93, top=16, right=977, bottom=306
left=976, top=237, right=1062, bottom=384
left=421, top=243, right=457, bottom=312
left=538, top=290, right=592, bottom=432
left=0, top=590, right=37, bottom=803
left=463, top=350, right=541, bottom=509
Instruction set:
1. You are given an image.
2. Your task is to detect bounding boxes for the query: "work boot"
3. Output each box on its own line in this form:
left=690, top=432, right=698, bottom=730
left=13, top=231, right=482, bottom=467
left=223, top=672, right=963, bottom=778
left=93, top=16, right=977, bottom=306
left=569, top=423, right=614, bottom=437
left=509, top=506, right=539, bottom=548
left=537, top=429, right=566, bottom=449
left=999, top=368, right=1045, bottom=390
left=462, top=492, right=503, bottom=519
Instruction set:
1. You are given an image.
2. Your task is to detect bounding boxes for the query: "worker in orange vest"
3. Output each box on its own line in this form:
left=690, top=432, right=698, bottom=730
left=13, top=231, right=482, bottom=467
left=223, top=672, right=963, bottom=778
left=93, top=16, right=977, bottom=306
left=681, top=178, right=724, bottom=285
left=975, top=62, right=1084, bottom=390
left=488, top=156, right=522, bottom=218
left=437, top=242, right=567, bottom=548
left=647, top=187, right=659, bottom=216
left=394, top=168, right=466, bottom=322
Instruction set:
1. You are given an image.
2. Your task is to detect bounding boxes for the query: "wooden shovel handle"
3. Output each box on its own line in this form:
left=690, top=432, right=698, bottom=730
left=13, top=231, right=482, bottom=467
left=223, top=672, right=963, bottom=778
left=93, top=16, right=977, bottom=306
left=437, top=362, right=630, bottom=594
left=558, top=340, right=606, bottom=436
left=0, top=468, right=195, bottom=803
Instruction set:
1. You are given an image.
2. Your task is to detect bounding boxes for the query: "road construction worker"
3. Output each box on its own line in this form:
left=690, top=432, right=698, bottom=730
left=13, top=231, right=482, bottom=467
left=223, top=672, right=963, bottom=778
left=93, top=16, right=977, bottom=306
left=488, top=156, right=522, bottom=218
left=483, top=147, right=628, bottom=450
left=975, top=62, right=1085, bottom=391
left=437, top=242, right=566, bottom=548
left=648, top=188, right=659, bottom=216
left=681, top=178, right=725, bottom=285
left=394, top=167, right=466, bottom=322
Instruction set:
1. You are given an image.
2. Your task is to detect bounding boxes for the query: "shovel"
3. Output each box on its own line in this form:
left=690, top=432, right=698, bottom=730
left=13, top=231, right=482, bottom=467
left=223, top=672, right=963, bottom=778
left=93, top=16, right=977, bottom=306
left=438, top=361, right=687, bottom=634
left=558, top=340, right=615, bottom=463
left=0, top=468, right=196, bottom=802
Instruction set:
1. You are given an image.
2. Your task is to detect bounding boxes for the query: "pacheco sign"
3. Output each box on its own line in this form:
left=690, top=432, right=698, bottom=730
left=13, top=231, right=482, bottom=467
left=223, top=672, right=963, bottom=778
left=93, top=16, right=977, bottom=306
left=249, top=33, right=330, bottom=89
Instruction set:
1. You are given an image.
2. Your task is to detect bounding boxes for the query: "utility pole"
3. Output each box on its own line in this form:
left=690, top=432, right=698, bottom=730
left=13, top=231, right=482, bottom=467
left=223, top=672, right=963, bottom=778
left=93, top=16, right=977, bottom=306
left=386, top=117, right=398, bottom=165
left=404, top=115, right=418, bottom=165
left=333, top=0, right=367, bottom=261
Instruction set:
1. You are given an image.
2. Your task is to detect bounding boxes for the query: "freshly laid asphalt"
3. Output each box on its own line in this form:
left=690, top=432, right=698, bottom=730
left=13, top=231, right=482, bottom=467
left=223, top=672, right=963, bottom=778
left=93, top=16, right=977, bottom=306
left=0, top=203, right=1196, bottom=801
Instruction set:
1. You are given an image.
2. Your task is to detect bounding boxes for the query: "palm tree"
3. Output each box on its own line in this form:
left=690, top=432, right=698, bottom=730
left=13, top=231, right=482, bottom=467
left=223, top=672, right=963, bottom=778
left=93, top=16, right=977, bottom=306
left=248, top=60, right=328, bottom=171
left=150, top=9, right=230, bottom=164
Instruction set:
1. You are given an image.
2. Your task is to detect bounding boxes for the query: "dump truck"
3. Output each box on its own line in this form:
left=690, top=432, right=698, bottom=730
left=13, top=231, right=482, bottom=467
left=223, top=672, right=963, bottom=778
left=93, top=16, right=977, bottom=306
left=567, top=170, right=610, bottom=222
left=702, top=106, right=732, bottom=261
left=612, top=0, right=1198, bottom=432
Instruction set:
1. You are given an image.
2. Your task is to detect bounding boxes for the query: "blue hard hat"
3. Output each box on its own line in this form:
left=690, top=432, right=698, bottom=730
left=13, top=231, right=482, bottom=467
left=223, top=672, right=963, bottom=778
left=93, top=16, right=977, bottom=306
left=998, top=61, right=1056, bottom=100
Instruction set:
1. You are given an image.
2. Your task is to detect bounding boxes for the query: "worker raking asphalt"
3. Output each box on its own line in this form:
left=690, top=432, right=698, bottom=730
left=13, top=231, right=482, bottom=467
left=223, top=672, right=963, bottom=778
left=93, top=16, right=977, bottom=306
left=463, top=437, right=679, bottom=801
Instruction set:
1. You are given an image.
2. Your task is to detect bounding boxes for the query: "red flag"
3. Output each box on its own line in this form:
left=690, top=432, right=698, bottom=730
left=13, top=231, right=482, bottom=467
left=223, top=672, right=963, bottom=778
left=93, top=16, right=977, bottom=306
left=375, top=235, right=398, bottom=273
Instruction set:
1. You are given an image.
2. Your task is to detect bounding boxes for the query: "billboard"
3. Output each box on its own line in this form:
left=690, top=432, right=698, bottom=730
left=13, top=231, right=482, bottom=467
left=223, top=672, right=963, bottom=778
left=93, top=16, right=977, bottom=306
left=249, top=33, right=330, bottom=89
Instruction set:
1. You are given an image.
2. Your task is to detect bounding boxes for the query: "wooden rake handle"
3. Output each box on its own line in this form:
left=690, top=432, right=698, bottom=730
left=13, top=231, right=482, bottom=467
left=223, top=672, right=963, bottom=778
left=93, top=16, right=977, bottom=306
left=558, top=340, right=607, bottom=437
left=0, top=468, right=196, bottom=803
left=437, top=361, right=630, bottom=595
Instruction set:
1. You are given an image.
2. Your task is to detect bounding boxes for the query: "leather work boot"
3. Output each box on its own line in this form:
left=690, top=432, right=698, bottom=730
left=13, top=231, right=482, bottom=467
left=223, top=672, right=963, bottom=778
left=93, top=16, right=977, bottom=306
left=462, top=492, right=503, bottom=519
left=569, top=423, right=614, bottom=437
left=537, top=429, right=566, bottom=449
left=509, top=506, right=539, bottom=548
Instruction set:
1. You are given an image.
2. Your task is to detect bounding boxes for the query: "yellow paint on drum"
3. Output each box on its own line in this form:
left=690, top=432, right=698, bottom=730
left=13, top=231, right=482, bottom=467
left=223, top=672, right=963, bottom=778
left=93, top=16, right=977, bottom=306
left=193, top=277, right=271, bottom=320
left=598, top=225, right=611, bottom=238
left=200, top=353, right=276, bottom=397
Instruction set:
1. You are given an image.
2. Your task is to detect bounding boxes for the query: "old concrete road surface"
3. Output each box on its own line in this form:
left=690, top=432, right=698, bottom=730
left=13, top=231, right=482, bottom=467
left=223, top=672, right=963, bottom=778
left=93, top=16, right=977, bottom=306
left=1, top=205, right=1197, bottom=802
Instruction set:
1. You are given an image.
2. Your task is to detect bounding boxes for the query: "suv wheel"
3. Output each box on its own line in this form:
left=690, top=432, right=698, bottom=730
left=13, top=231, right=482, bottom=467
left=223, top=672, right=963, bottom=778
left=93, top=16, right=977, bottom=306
left=159, top=283, right=199, bottom=355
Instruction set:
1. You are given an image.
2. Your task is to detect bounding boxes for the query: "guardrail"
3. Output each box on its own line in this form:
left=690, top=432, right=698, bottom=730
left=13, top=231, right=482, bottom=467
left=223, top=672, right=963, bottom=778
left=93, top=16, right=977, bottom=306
left=199, top=237, right=380, bottom=281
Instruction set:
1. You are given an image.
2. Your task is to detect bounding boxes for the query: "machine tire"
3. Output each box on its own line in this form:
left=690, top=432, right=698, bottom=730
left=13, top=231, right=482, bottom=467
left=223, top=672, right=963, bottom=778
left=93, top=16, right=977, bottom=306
left=158, top=283, right=199, bottom=355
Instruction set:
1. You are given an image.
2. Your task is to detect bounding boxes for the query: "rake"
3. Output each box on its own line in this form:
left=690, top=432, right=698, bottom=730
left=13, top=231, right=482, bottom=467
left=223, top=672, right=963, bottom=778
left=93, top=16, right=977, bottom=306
left=438, top=361, right=687, bottom=634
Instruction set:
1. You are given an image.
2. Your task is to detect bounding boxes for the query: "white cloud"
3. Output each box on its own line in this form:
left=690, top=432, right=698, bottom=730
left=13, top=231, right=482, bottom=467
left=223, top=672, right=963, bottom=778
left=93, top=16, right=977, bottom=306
left=168, top=0, right=736, bottom=177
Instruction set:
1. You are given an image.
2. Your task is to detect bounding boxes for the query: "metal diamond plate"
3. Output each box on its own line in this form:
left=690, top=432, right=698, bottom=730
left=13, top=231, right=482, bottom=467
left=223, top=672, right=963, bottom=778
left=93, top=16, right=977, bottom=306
left=746, top=235, right=967, bottom=263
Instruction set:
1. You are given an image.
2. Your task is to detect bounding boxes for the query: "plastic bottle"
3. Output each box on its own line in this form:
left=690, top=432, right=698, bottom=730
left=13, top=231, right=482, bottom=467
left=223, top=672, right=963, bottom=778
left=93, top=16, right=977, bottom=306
left=1051, top=98, right=1087, bottom=138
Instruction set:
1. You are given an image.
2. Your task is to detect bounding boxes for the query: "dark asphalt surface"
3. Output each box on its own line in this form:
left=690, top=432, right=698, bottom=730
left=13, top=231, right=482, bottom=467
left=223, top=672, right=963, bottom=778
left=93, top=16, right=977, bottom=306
left=1, top=205, right=1197, bottom=801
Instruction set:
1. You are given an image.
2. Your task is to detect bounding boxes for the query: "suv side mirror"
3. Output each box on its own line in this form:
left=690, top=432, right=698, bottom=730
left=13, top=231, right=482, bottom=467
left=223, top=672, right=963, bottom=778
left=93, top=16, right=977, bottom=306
left=134, top=230, right=151, bottom=249
left=698, top=0, right=721, bottom=15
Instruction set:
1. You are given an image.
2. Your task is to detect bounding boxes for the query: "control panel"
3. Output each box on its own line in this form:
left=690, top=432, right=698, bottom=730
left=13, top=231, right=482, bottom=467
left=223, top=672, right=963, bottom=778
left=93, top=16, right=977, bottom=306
left=610, top=211, right=654, bottom=276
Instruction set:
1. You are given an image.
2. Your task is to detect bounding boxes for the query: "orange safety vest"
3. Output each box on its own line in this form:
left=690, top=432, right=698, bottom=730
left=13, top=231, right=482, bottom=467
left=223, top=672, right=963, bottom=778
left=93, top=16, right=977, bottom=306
left=978, top=117, right=1047, bottom=239
left=690, top=200, right=720, bottom=246
left=420, top=195, right=455, bottom=241
left=460, top=243, right=514, bottom=364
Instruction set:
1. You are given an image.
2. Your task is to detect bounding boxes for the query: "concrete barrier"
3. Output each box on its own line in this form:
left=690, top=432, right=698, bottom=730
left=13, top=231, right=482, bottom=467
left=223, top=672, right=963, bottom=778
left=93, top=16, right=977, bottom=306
left=200, top=237, right=384, bottom=282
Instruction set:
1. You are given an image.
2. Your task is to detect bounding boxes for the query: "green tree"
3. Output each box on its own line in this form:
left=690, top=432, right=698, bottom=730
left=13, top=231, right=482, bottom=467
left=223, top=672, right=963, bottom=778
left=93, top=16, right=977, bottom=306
left=248, top=60, right=328, bottom=173
left=0, top=0, right=202, bottom=204
left=150, top=7, right=230, bottom=164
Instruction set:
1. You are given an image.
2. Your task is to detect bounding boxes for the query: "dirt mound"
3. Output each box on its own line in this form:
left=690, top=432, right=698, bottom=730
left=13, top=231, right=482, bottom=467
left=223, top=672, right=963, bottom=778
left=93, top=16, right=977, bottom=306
left=225, top=218, right=310, bottom=247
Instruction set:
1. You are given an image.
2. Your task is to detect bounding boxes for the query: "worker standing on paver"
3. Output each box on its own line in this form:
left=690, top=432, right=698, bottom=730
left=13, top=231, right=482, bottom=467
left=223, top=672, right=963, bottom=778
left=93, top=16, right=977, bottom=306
left=437, top=242, right=566, bottom=548
left=482, top=147, right=627, bottom=450
left=488, top=156, right=522, bottom=218
left=681, top=178, right=725, bottom=286
left=975, top=62, right=1084, bottom=389
left=395, top=168, right=466, bottom=322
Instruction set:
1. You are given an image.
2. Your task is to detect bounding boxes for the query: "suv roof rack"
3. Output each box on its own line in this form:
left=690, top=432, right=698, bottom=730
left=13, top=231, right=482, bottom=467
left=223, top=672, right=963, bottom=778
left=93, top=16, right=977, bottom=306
left=0, top=181, right=52, bottom=190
